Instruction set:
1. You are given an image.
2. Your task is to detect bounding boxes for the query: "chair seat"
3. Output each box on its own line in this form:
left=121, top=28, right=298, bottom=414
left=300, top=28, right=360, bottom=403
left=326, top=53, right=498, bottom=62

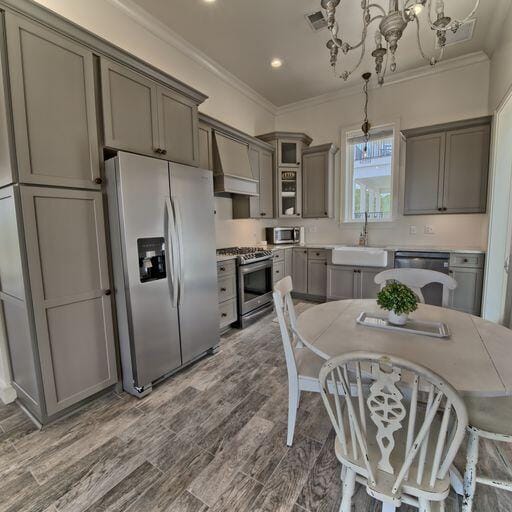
left=333, top=406, right=451, bottom=504
left=464, top=395, right=512, bottom=436
left=295, top=346, right=324, bottom=379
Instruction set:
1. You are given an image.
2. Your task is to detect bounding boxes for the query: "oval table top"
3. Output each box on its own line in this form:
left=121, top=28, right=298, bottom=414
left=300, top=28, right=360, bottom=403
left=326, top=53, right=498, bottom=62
left=296, top=299, right=512, bottom=397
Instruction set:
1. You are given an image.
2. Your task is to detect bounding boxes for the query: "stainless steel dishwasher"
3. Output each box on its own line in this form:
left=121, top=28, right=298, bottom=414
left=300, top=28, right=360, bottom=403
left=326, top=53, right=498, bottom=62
left=394, top=251, right=450, bottom=306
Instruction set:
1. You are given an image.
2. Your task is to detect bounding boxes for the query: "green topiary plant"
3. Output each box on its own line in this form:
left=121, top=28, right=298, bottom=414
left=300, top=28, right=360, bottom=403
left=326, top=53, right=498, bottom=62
left=377, top=282, right=418, bottom=316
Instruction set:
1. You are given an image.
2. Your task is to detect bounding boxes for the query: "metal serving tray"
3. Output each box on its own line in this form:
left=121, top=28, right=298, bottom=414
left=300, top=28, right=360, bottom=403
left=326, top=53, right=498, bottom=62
left=356, top=312, right=450, bottom=338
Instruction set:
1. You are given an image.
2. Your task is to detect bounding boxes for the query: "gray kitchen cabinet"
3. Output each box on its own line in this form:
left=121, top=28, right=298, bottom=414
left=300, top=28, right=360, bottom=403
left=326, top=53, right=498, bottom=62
left=217, top=259, right=237, bottom=330
left=101, top=58, right=200, bottom=165
left=443, top=125, right=490, bottom=213
left=358, top=269, right=381, bottom=299
left=258, top=149, right=274, bottom=218
left=308, top=259, right=327, bottom=297
left=273, top=261, right=285, bottom=283
left=302, top=143, right=338, bottom=218
left=101, top=58, right=159, bottom=157
left=198, top=122, right=213, bottom=170
left=449, top=267, right=483, bottom=315
left=292, top=248, right=308, bottom=294
left=404, top=132, right=445, bottom=214
left=5, top=13, right=101, bottom=189
left=20, top=186, right=117, bottom=416
left=0, top=14, right=15, bottom=188
left=157, top=86, right=199, bottom=166
left=284, top=248, right=293, bottom=278
left=403, top=117, right=491, bottom=215
left=327, top=266, right=356, bottom=300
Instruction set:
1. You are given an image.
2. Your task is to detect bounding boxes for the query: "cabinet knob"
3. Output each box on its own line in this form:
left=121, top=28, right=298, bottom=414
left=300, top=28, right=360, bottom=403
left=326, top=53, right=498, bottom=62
left=276, top=270, right=280, bottom=274
left=438, top=207, right=443, bottom=211
left=94, top=177, right=103, bottom=185
left=443, top=207, right=448, bottom=211
left=104, top=289, right=112, bottom=296
left=220, top=287, right=226, bottom=292
left=463, top=258, right=468, bottom=263
left=324, top=212, right=328, bottom=215
left=260, top=212, right=266, bottom=216
left=219, top=267, right=225, bottom=272
left=154, top=148, right=162, bottom=154
left=316, top=252, right=320, bottom=256
left=221, top=313, right=227, bottom=318
left=161, top=149, right=167, bottom=156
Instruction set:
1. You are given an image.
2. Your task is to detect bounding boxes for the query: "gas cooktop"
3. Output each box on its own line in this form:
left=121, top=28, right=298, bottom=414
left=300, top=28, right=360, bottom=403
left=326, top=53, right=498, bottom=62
left=217, top=246, right=273, bottom=265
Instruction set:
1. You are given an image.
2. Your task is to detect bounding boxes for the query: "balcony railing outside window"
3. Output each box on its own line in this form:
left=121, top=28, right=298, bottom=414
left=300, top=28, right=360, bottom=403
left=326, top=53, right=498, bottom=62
left=354, top=141, right=392, bottom=162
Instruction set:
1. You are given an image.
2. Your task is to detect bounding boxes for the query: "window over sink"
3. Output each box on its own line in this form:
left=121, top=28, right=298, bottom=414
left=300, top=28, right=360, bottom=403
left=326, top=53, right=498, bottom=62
left=342, top=124, right=398, bottom=223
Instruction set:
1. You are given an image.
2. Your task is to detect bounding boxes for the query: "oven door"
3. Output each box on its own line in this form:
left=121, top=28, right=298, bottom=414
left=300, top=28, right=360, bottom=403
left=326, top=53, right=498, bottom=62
left=238, top=259, right=273, bottom=315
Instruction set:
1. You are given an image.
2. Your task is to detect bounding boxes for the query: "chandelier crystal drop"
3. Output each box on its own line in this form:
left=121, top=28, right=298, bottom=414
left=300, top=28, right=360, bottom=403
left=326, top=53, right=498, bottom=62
left=321, top=0, right=480, bottom=85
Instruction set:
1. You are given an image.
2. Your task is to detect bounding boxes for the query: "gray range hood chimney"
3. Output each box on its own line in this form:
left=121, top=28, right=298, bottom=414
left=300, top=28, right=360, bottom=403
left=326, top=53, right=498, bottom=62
left=212, top=131, right=258, bottom=196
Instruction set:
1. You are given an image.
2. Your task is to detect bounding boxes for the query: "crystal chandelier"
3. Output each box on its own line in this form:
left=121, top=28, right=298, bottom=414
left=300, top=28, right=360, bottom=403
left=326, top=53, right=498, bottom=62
left=321, top=0, right=480, bottom=85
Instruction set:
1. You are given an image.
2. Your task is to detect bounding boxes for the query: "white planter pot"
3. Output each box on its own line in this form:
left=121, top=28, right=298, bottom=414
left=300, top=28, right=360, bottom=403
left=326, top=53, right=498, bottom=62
left=388, top=310, right=408, bottom=326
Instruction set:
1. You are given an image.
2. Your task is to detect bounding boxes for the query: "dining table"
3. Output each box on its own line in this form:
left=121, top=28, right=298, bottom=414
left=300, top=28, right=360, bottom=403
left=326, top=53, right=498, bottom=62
left=296, top=298, right=512, bottom=495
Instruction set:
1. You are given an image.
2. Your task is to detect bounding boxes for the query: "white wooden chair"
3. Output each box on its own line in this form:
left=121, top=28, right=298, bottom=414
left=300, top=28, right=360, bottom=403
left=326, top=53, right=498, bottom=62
left=319, top=351, right=468, bottom=512
left=273, top=276, right=325, bottom=446
left=374, top=268, right=457, bottom=307
left=461, top=395, right=512, bottom=511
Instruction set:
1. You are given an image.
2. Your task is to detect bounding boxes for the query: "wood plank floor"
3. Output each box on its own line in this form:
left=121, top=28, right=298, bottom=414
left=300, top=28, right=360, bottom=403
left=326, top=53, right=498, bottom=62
left=1, top=302, right=512, bottom=512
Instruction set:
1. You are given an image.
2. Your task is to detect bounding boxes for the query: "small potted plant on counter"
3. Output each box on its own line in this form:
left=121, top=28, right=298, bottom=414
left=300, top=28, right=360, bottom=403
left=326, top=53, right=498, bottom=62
left=377, top=282, right=418, bottom=326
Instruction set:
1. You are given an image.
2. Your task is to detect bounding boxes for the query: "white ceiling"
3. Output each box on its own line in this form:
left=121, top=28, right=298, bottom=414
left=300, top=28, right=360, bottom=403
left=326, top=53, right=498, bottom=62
left=131, top=0, right=510, bottom=107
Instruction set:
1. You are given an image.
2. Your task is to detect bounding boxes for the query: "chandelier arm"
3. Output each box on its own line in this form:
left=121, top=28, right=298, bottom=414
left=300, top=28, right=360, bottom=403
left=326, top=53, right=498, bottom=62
left=338, top=37, right=367, bottom=80
left=426, top=0, right=480, bottom=32
left=367, top=3, right=387, bottom=16
left=414, top=16, right=443, bottom=64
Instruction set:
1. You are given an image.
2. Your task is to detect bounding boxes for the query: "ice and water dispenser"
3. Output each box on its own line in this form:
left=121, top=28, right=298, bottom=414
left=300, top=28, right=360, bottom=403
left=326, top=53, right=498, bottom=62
left=137, top=237, right=166, bottom=283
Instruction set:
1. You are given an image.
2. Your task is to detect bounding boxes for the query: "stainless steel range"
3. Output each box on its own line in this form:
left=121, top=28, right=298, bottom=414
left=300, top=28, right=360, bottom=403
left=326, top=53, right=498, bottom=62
left=217, top=247, right=274, bottom=328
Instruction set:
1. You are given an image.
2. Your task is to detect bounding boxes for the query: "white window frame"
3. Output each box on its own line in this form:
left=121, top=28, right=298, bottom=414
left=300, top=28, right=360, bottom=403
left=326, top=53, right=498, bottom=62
left=340, top=119, right=401, bottom=224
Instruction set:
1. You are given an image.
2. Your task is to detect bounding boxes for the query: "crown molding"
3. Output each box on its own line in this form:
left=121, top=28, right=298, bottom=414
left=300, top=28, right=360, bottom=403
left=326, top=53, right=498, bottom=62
left=106, top=0, right=277, bottom=115
left=276, top=51, right=490, bottom=116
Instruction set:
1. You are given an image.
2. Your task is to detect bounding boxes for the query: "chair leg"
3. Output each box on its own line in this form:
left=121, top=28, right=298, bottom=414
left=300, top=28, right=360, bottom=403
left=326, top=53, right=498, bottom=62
left=339, top=467, right=356, bottom=512
left=286, top=383, right=300, bottom=446
left=418, top=498, right=432, bottom=511
left=462, top=429, right=480, bottom=512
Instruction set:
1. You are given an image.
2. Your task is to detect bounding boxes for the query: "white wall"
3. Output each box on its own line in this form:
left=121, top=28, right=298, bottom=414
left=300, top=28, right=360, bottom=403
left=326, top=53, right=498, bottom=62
left=489, top=4, right=512, bottom=111
left=270, top=58, right=491, bottom=250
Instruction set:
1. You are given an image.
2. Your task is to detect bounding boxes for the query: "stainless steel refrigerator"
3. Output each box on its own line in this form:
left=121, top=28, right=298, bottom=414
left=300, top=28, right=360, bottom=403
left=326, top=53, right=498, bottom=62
left=106, top=152, right=219, bottom=397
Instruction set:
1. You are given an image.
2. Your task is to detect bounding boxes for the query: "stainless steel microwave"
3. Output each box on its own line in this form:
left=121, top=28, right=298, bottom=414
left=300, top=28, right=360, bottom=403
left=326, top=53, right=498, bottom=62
left=265, top=227, right=300, bottom=245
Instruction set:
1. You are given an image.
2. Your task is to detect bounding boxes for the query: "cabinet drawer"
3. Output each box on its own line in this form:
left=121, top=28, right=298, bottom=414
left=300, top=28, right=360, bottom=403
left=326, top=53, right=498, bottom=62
left=273, top=249, right=285, bottom=262
left=273, top=261, right=285, bottom=283
left=217, top=259, right=236, bottom=276
left=218, top=275, right=236, bottom=303
left=449, top=253, right=484, bottom=269
left=219, top=298, right=237, bottom=329
left=308, top=249, right=327, bottom=260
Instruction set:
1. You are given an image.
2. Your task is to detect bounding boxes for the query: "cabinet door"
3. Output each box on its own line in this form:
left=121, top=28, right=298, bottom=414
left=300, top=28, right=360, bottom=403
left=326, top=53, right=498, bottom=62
left=327, top=266, right=355, bottom=300
left=404, top=133, right=445, bottom=214
left=303, top=152, right=328, bottom=218
left=279, top=140, right=301, bottom=167
left=158, top=86, right=199, bottom=166
left=248, top=146, right=261, bottom=218
left=259, top=149, right=274, bottom=218
left=449, top=267, right=483, bottom=315
left=198, top=123, right=212, bottom=170
left=284, top=248, right=293, bottom=278
left=6, top=13, right=100, bottom=189
left=308, top=259, right=327, bottom=297
left=292, top=248, right=308, bottom=294
left=359, top=269, right=380, bottom=299
left=101, top=58, right=159, bottom=157
left=21, top=187, right=117, bottom=415
left=443, top=125, right=490, bottom=213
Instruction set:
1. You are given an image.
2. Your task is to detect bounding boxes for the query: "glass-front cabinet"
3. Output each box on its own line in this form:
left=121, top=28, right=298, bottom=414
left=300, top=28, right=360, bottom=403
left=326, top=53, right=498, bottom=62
left=257, top=132, right=313, bottom=218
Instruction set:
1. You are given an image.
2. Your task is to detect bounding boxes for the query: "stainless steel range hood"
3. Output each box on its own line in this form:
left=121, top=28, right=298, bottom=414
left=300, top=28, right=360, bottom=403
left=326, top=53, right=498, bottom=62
left=212, top=131, right=258, bottom=196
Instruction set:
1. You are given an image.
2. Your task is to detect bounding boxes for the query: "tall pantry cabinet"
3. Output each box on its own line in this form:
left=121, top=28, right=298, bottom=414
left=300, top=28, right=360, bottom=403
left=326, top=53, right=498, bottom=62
left=0, top=12, right=116, bottom=423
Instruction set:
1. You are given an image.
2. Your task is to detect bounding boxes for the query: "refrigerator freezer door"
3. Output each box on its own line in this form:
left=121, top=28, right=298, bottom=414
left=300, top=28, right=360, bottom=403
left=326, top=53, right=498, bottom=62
left=112, top=152, right=181, bottom=387
left=169, top=163, right=219, bottom=363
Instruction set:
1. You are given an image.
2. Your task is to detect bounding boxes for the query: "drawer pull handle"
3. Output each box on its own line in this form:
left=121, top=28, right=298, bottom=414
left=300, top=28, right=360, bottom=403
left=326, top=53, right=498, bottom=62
left=220, top=287, right=227, bottom=292
left=316, top=252, right=320, bottom=256
left=94, top=177, right=103, bottom=185
left=276, top=270, right=280, bottom=274
left=463, top=258, right=468, bottom=263
left=219, top=267, right=225, bottom=271
left=221, top=313, right=227, bottom=318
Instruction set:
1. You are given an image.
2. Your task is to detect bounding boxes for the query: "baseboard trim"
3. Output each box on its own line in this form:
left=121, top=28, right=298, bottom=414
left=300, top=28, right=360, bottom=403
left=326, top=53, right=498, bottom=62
left=0, top=380, right=17, bottom=404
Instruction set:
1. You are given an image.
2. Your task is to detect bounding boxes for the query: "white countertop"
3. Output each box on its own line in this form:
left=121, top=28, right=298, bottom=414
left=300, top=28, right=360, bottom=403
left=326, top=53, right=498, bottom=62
left=265, top=244, right=486, bottom=254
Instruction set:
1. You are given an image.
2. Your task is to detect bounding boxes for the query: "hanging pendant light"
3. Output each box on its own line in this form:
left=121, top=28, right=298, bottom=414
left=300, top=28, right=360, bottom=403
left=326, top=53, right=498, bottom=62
left=361, top=72, right=371, bottom=158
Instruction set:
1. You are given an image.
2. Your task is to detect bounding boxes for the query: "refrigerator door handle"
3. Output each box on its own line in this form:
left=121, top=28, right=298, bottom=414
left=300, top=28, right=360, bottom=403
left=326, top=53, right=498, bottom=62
left=172, top=195, right=185, bottom=306
left=165, top=197, right=179, bottom=308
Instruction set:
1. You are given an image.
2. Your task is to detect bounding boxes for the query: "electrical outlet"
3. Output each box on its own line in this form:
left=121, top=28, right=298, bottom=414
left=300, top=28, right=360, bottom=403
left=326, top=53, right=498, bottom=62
left=424, top=225, right=435, bottom=235
left=409, top=225, right=417, bottom=235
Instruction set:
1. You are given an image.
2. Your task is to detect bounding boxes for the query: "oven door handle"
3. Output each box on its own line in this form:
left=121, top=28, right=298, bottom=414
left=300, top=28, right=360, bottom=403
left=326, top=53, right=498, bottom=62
left=239, top=260, right=273, bottom=274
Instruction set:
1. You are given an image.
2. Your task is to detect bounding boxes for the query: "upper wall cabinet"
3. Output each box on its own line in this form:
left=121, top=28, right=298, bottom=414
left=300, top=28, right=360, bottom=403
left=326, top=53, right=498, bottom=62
left=101, top=58, right=199, bottom=166
left=5, top=13, right=101, bottom=189
left=302, top=143, right=338, bottom=218
left=403, top=117, right=491, bottom=215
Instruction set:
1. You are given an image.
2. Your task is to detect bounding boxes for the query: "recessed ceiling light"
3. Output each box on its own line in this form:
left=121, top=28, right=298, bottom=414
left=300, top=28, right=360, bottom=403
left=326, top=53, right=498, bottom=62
left=271, top=58, right=283, bottom=69
left=203, top=0, right=216, bottom=3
